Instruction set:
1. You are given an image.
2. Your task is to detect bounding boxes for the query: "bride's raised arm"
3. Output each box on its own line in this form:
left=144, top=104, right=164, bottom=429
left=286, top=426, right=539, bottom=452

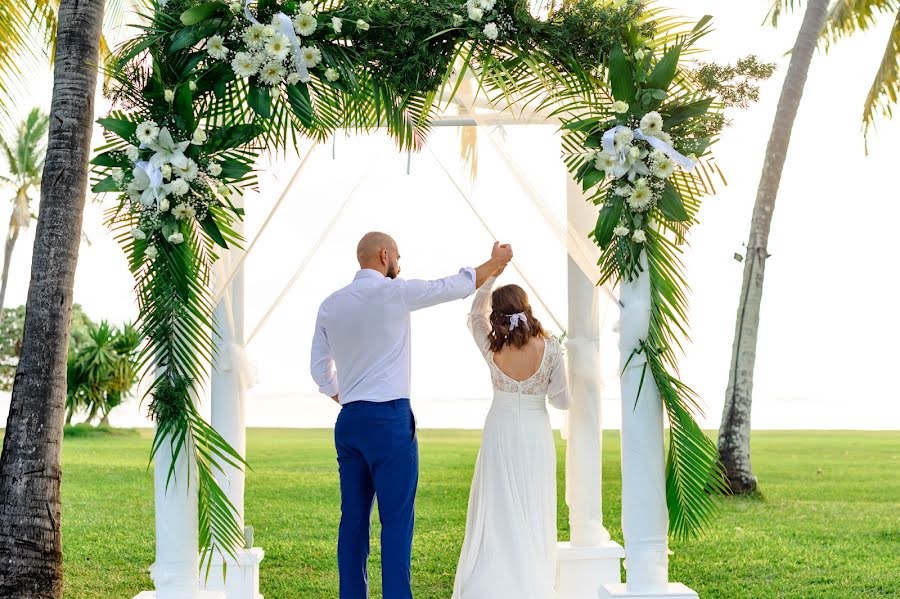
left=467, top=276, right=496, bottom=358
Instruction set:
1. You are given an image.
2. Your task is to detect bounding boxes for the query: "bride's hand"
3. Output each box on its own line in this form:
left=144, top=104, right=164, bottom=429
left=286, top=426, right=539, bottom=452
left=493, top=263, right=507, bottom=277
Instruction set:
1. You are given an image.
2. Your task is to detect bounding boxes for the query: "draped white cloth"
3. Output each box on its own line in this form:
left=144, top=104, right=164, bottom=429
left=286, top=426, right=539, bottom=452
left=452, top=277, right=570, bottom=599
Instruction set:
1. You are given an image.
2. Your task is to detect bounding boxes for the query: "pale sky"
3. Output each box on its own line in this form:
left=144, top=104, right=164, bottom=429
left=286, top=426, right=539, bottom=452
left=0, top=1, right=898, bottom=430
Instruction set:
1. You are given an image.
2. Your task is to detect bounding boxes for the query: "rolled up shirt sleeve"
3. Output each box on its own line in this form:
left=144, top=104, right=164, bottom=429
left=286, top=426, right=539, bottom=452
left=400, top=267, right=477, bottom=311
left=310, top=304, right=339, bottom=397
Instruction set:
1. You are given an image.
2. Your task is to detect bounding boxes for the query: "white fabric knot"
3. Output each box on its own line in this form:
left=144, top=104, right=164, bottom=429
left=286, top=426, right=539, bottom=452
left=509, top=312, right=528, bottom=331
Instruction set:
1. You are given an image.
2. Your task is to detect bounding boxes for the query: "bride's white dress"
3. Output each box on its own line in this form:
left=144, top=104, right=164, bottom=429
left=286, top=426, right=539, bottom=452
left=452, top=276, right=571, bottom=599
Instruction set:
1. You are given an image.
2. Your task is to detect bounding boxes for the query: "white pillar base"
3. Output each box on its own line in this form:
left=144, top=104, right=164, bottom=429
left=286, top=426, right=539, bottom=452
left=133, top=592, right=226, bottom=599
left=556, top=540, right=625, bottom=599
left=598, top=582, right=699, bottom=599
left=199, top=547, right=265, bottom=599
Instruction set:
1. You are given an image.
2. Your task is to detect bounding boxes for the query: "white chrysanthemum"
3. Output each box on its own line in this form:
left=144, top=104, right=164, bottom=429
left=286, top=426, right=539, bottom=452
left=286, top=72, right=302, bottom=85
left=613, top=128, right=633, bottom=151
left=632, top=229, right=646, bottom=243
left=175, top=158, right=199, bottom=182
left=231, top=52, right=258, bottom=78
left=172, top=202, right=197, bottom=220
left=131, top=227, right=146, bottom=240
left=356, top=19, right=370, bottom=31
left=626, top=181, right=654, bottom=211
left=111, top=168, right=124, bottom=183
left=168, top=232, right=184, bottom=245
left=324, top=67, right=340, bottom=82
left=650, top=155, right=674, bottom=179
left=136, top=121, right=160, bottom=145
left=595, top=151, right=619, bottom=172
left=331, top=17, right=343, bottom=32
left=145, top=245, right=158, bottom=260
left=639, top=111, right=663, bottom=136
left=266, top=33, right=291, bottom=60
left=300, top=46, right=322, bottom=68
left=612, top=100, right=629, bottom=114
left=206, top=35, right=229, bottom=60
left=164, top=88, right=175, bottom=103
left=207, top=162, right=222, bottom=177
left=169, top=178, right=190, bottom=196
left=483, top=23, right=498, bottom=40
left=467, top=4, right=483, bottom=21
left=299, top=1, right=315, bottom=14
left=159, top=198, right=170, bottom=212
left=125, top=145, right=140, bottom=162
left=191, top=128, right=207, bottom=146
left=260, top=61, right=286, bottom=85
left=614, top=226, right=630, bottom=237
left=451, top=14, right=464, bottom=26
left=294, top=14, right=317, bottom=36
left=244, top=24, right=268, bottom=49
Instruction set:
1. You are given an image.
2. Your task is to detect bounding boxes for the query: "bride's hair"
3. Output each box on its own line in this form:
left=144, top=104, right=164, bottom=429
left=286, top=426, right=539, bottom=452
left=488, top=284, right=548, bottom=352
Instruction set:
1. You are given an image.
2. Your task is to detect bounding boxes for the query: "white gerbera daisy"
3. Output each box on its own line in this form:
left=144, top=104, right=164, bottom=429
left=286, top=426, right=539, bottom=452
left=612, top=100, right=629, bottom=114
left=299, top=46, right=322, bottom=68
left=650, top=155, right=674, bottom=179
left=639, top=111, right=663, bottom=136
left=356, top=19, right=370, bottom=31
left=231, top=52, right=258, bottom=78
left=207, top=162, right=222, bottom=177
left=483, top=23, right=498, bottom=40
left=626, top=181, right=654, bottom=211
left=294, top=14, right=317, bottom=36
left=632, top=229, right=646, bottom=243
left=136, top=121, right=160, bottom=145
left=299, top=1, right=315, bottom=14
left=595, top=151, right=619, bottom=172
left=332, top=17, right=343, bottom=32
left=613, top=226, right=630, bottom=237
left=324, top=67, right=340, bottom=82
left=125, top=145, right=140, bottom=162
left=167, top=232, right=185, bottom=245
left=266, top=33, right=291, bottom=60
left=259, top=61, right=286, bottom=86
left=244, top=24, right=268, bottom=49
left=131, top=227, right=146, bottom=240
left=206, top=35, right=229, bottom=60
left=172, top=202, right=197, bottom=220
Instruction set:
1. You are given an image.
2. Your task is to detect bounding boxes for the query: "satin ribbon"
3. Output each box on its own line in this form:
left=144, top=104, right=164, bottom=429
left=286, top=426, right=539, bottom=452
left=509, top=312, right=528, bottom=331
left=601, top=125, right=696, bottom=172
left=244, top=0, right=312, bottom=83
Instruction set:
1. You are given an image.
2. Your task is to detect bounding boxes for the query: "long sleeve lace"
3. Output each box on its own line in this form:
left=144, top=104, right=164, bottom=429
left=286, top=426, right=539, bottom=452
left=467, top=276, right=496, bottom=358
left=547, top=340, right=571, bottom=410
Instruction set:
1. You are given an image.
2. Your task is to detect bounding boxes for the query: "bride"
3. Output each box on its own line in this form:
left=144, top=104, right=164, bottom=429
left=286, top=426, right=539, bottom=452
left=452, top=265, right=571, bottom=599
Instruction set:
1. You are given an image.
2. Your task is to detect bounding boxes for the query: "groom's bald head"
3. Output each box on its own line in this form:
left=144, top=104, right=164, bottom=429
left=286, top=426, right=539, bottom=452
left=357, top=232, right=400, bottom=278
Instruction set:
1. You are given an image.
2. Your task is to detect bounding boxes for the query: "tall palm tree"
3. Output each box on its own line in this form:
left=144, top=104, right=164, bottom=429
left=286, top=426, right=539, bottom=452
left=0, top=0, right=105, bottom=594
left=0, top=108, right=49, bottom=314
left=719, top=0, right=829, bottom=494
left=769, top=0, right=900, bottom=141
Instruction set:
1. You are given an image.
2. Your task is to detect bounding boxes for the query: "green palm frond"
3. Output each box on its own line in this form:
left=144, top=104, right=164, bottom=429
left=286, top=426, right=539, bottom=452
left=862, top=9, right=900, bottom=138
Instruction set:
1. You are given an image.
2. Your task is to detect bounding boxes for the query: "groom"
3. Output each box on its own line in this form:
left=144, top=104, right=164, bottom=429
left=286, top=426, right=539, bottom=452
left=310, top=232, right=513, bottom=599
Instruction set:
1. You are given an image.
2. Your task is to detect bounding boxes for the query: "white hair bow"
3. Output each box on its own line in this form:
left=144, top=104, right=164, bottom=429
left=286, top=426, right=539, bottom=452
left=509, top=312, right=528, bottom=331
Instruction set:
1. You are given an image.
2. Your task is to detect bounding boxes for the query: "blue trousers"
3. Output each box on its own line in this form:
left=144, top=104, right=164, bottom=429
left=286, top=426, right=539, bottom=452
left=335, top=399, right=418, bottom=599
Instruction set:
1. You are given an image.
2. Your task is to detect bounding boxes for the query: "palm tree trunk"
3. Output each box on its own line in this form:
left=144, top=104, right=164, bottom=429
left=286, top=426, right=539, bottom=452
left=0, top=211, right=22, bottom=315
left=0, top=0, right=104, bottom=594
left=718, top=0, right=828, bottom=494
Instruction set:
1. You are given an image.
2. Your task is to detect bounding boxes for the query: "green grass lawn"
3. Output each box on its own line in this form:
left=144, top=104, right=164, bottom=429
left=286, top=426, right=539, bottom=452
left=59, top=429, right=899, bottom=598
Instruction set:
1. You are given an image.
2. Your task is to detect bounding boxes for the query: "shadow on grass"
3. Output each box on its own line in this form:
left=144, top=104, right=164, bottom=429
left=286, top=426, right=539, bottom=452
left=63, top=424, right=140, bottom=438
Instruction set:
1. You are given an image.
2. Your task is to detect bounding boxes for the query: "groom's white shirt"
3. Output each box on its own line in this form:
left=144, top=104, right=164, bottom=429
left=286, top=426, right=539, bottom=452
left=311, top=267, right=476, bottom=405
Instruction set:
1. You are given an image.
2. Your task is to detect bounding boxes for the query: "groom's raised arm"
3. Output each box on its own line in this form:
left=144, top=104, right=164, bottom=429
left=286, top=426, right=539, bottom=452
left=310, top=304, right=339, bottom=403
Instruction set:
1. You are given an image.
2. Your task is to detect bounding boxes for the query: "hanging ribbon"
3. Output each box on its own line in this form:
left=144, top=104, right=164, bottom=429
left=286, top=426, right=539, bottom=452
left=244, top=0, right=312, bottom=83
left=601, top=124, right=696, bottom=172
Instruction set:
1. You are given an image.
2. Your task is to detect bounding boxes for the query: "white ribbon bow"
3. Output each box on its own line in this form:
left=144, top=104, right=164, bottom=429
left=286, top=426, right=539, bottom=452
left=601, top=125, right=696, bottom=172
left=244, top=0, right=312, bottom=83
left=509, top=312, right=528, bottom=331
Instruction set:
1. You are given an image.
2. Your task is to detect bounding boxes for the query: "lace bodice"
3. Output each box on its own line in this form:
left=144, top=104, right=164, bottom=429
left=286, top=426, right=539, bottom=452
left=468, top=277, right=570, bottom=408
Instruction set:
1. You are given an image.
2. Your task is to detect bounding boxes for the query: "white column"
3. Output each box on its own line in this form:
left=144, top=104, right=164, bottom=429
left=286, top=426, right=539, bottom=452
left=556, top=177, right=624, bottom=599
left=133, top=399, right=225, bottom=599
left=200, top=213, right=265, bottom=599
left=599, top=253, right=697, bottom=598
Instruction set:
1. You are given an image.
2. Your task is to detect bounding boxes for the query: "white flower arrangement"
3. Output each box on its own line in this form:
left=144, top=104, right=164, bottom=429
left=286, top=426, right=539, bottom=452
left=136, top=121, right=160, bottom=145
left=300, top=46, right=322, bottom=68
left=265, top=33, right=291, bottom=60
left=231, top=52, right=258, bottom=78
left=206, top=35, right=229, bottom=60
left=293, top=14, right=317, bottom=36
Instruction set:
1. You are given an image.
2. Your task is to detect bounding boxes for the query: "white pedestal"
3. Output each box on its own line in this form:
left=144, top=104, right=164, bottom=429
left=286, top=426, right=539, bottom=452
left=599, top=582, right=699, bottom=599
left=556, top=540, right=625, bottom=599
left=133, top=592, right=226, bottom=599
left=200, top=547, right=265, bottom=599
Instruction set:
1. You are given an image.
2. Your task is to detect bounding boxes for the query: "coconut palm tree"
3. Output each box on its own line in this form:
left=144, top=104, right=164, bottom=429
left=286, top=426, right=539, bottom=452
left=0, top=108, right=49, bottom=314
left=719, top=0, right=829, bottom=494
left=0, top=0, right=105, bottom=594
